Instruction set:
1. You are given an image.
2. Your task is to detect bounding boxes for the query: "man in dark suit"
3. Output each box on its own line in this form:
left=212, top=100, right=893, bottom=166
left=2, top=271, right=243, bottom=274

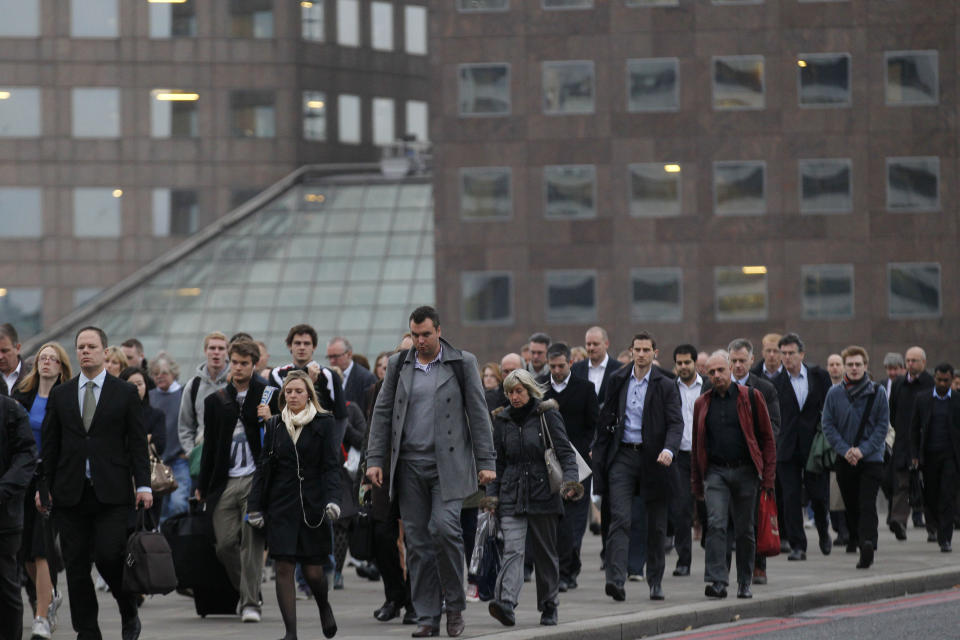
left=909, top=362, right=960, bottom=552
left=40, top=326, right=151, bottom=640
left=593, top=331, right=683, bottom=602
left=326, top=336, right=377, bottom=406
left=571, top=326, right=623, bottom=407
left=772, top=332, right=831, bottom=561
left=542, top=342, right=598, bottom=591
left=0, top=323, right=25, bottom=397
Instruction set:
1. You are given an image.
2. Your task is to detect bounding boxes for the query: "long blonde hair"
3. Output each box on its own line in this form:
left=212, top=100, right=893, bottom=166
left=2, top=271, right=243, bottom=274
left=17, top=342, right=73, bottom=394
left=278, top=370, right=328, bottom=414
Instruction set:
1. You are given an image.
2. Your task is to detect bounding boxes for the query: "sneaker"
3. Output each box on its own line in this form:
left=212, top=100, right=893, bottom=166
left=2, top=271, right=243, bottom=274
left=31, top=616, right=52, bottom=639
left=93, top=569, right=109, bottom=592
left=465, top=583, right=479, bottom=603
left=628, top=574, right=644, bottom=582
left=241, top=607, right=261, bottom=623
left=48, top=589, right=62, bottom=631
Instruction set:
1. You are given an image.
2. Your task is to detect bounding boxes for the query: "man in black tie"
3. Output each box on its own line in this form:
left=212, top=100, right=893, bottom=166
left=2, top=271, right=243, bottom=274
left=40, top=326, right=151, bottom=640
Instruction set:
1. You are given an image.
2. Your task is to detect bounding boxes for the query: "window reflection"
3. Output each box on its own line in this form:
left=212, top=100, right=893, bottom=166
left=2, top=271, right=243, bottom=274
left=72, top=88, right=120, bottom=138
left=798, top=54, right=850, bottom=107
left=460, top=167, right=511, bottom=220
left=799, top=159, right=851, bottom=214
left=0, top=288, right=42, bottom=339
left=888, top=263, right=940, bottom=318
left=631, top=268, right=682, bottom=321
left=337, top=0, right=359, bottom=46
left=303, top=91, right=327, bottom=141
left=887, top=156, right=939, bottom=211
left=0, top=0, right=39, bottom=37
left=406, top=100, right=428, bottom=142
left=302, top=0, right=324, bottom=41
left=150, top=0, right=197, bottom=38
left=74, top=188, right=121, bottom=238
left=404, top=5, right=427, bottom=55
left=230, top=0, right=274, bottom=38
left=459, top=64, right=511, bottom=116
left=629, top=163, right=681, bottom=217
left=802, top=264, right=853, bottom=319
left=153, top=189, right=199, bottom=236
left=457, top=0, right=508, bottom=11
left=627, top=58, right=679, bottom=112
left=543, top=61, right=595, bottom=115
left=371, top=2, right=393, bottom=51
left=373, top=97, right=395, bottom=146
left=713, top=56, right=764, bottom=109
left=151, top=90, right=199, bottom=138
left=0, top=188, right=42, bottom=237
left=231, top=91, right=275, bottom=138
left=715, top=267, right=768, bottom=321
left=886, top=51, right=938, bottom=106
left=338, top=94, right=361, bottom=144
left=0, top=88, right=41, bottom=137
left=544, top=165, right=595, bottom=219
left=714, top=161, right=765, bottom=215
left=543, top=0, right=593, bottom=9
left=462, top=272, right=513, bottom=324
left=71, top=0, right=118, bottom=38
left=546, top=270, right=597, bottom=323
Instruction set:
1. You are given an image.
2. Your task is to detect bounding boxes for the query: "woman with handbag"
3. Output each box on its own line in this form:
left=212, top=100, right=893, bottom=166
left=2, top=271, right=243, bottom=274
left=482, top=369, right=582, bottom=627
left=13, top=342, right=72, bottom=640
left=247, top=370, right=341, bottom=639
left=119, top=367, right=167, bottom=525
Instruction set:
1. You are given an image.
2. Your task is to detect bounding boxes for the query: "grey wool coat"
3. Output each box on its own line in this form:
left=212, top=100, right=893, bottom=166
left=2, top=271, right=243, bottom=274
left=366, top=339, right=496, bottom=501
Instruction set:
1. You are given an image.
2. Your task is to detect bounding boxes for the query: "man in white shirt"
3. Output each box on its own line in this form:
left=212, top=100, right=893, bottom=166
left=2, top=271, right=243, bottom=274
left=669, top=344, right=704, bottom=578
left=0, top=323, right=23, bottom=396
left=752, top=333, right=785, bottom=380
left=571, top=326, right=624, bottom=406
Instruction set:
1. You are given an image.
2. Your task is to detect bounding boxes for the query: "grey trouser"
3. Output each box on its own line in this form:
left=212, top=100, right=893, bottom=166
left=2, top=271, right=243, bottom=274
left=605, top=446, right=667, bottom=588
left=889, top=469, right=912, bottom=526
left=496, top=513, right=559, bottom=610
left=704, top=465, right=758, bottom=586
left=212, top=475, right=265, bottom=611
left=397, top=459, right=465, bottom=626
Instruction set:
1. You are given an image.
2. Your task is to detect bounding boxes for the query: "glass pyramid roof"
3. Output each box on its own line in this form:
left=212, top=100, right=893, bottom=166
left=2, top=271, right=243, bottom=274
left=28, top=166, right=435, bottom=369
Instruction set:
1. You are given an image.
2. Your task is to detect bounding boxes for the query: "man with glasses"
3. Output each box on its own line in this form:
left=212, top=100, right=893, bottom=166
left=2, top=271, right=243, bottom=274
left=326, top=336, right=376, bottom=406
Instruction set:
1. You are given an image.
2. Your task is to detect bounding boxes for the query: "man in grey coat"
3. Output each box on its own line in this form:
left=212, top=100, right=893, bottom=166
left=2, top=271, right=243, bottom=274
left=366, top=306, right=496, bottom=638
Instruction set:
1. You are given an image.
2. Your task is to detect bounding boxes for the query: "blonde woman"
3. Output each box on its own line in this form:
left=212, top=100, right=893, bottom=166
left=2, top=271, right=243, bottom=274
left=103, top=346, right=128, bottom=377
left=248, top=370, right=341, bottom=639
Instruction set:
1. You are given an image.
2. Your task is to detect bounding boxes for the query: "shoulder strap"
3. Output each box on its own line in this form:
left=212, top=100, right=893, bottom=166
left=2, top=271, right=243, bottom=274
left=389, top=348, right=414, bottom=398
left=450, top=358, right=466, bottom=402
left=853, top=384, right=878, bottom=445
left=190, top=376, right=201, bottom=408
left=746, top=385, right=759, bottom=439
left=539, top=411, right=555, bottom=450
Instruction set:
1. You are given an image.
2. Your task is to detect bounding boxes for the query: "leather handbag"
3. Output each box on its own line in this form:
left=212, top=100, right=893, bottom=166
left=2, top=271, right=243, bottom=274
left=348, top=491, right=375, bottom=561
left=539, top=413, right=564, bottom=494
left=123, top=508, right=178, bottom=595
left=756, top=489, right=781, bottom=557
left=149, top=443, right=178, bottom=496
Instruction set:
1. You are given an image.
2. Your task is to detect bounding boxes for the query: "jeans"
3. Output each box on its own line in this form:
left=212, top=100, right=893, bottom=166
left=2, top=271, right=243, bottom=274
left=160, top=456, right=192, bottom=524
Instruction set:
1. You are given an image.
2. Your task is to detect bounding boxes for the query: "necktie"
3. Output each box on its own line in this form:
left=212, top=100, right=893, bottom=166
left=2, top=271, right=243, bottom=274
left=83, top=380, right=97, bottom=431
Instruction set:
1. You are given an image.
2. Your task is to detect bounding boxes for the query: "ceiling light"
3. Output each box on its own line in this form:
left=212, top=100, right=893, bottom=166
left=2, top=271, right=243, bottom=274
left=742, top=266, right=767, bottom=275
left=154, top=92, right=200, bottom=101
left=797, top=60, right=807, bottom=68
left=177, top=287, right=202, bottom=296
left=663, top=164, right=681, bottom=173
left=0, top=91, right=10, bottom=100
left=301, top=1, right=314, bottom=7
left=148, top=0, right=188, bottom=4
left=307, top=100, right=325, bottom=109
left=0, top=288, right=7, bottom=297
left=112, top=189, right=123, bottom=198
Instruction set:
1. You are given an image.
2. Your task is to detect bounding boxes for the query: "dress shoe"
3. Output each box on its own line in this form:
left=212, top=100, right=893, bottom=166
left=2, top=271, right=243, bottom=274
left=928, top=532, right=939, bottom=543
left=605, top=582, right=626, bottom=602
left=673, top=565, right=690, bottom=577
left=319, top=600, right=337, bottom=638
left=705, top=582, right=727, bottom=599
left=411, top=625, right=439, bottom=637
left=374, top=600, right=403, bottom=622
left=941, top=542, right=952, bottom=553
left=787, top=549, right=806, bottom=561
left=780, top=540, right=791, bottom=553
left=819, top=531, right=832, bottom=555
left=590, top=521, right=601, bottom=535
left=402, top=607, right=418, bottom=625
left=856, top=541, right=874, bottom=569
left=737, top=583, right=753, bottom=599
left=890, top=521, right=907, bottom=541
left=566, top=577, right=578, bottom=589
left=649, top=582, right=664, bottom=601
left=121, top=616, right=141, bottom=640
left=446, top=610, right=465, bottom=637
left=834, top=535, right=849, bottom=547
left=752, top=567, right=767, bottom=585
left=523, top=567, right=533, bottom=583
left=558, top=579, right=568, bottom=593
left=488, top=600, right=515, bottom=627
left=540, top=602, right=558, bottom=626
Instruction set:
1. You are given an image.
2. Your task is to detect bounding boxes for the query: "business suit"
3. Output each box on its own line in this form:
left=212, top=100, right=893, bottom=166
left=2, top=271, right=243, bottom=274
left=773, top=365, right=831, bottom=554
left=571, top=355, right=623, bottom=407
left=42, top=372, right=149, bottom=640
left=366, top=338, right=495, bottom=628
left=341, top=361, right=377, bottom=406
left=594, top=365, right=683, bottom=592
left=909, top=391, right=960, bottom=545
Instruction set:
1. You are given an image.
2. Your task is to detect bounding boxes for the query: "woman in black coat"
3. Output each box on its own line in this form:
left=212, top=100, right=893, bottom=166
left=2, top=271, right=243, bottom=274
left=483, top=369, right=583, bottom=627
left=119, top=367, right=166, bottom=525
left=248, top=370, right=341, bottom=639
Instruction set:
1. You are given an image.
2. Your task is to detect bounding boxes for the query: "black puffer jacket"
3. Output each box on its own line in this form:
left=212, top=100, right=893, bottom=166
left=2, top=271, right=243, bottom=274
left=486, top=398, right=577, bottom=517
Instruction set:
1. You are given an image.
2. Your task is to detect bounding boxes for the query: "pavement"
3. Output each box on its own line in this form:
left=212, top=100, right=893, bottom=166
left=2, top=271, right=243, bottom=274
left=22, top=519, right=960, bottom=640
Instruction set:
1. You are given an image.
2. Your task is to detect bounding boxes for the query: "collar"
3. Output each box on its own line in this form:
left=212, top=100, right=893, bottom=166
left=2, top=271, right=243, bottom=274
left=765, top=363, right=783, bottom=377
left=789, top=365, right=807, bottom=380
left=80, top=368, right=107, bottom=389
left=734, top=373, right=750, bottom=386
left=156, top=380, right=182, bottom=394
left=552, top=372, right=572, bottom=388
left=631, top=367, right=651, bottom=384
left=589, top=354, right=609, bottom=370
left=342, top=361, right=354, bottom=379
left=934, top=388, right=952, bottom=400
left=712, top=381, right=738, bottom=398
left=415, top=346, right=443, bottom=372
left=678, top=373, right=702, bottom=389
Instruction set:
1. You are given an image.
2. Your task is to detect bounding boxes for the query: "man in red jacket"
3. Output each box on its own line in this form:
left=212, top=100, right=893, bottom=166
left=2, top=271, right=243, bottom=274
left=692, top=351, right=776, bottom=600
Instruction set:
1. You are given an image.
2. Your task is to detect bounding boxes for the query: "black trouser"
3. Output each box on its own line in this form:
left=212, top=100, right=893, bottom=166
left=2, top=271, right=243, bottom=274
left=373, top=511, right=410, bottom=607
left=461, top=506, right=478, bottom=568
left=922, top=452, right=958, bottom=545
left=0, top=531, right=22, bottom=640
left=558, top=475, right=591, bottom=583
left=778, top=459, right=829, bottom=551
left=55, top=482, right=137, bottom=640
left=834, top=459, right=882, bottom=550
left=667, top=451, right=693, bottom=569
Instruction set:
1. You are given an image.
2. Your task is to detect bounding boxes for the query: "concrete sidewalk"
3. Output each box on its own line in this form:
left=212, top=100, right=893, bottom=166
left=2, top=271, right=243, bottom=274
left=23, top=522, right=960, bottom=639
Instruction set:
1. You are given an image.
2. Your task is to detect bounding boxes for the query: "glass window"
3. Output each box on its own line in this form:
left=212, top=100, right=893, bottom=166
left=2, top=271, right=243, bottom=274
left=460, top=167, right=511, bottom=220
left=153, top=189, right=199, bottom=237
left=74, top=288, right=102, bottom=308
left=888, top=263, right=940, bottom=318
left=74, top=188, right=121, bottom=237
left=543, top=0, right=592, bottom=9
left=458, top=64, right=510, bottom=117
left=546, top=270, right=596, bottom=323
left=71, top=0, right=118, bottom=38
left=0, top=0, right=39, bottom=37
left=627, top=58, right=679, bottom=112
left=0, top=88, right=41, bottom=137
left=338, top=94, right=361, bottom=144
left=798, top=53, right=850, bottom=107
left=631, top=268, right=682, bottom=322
left=715, top=266, right=768, bottom=321
left=462, top=272, right=513, bottom=324
left=406, top=100, right=428, bottom=142
left=301, top=0, right=324, bottom=41
left=712, top=0, right=761, bottom=3
left=0, top=188, right=42, bottom=237
left=629, top=163, right=681, bottom=217
left=799, top=158, right=852, bottom=214
left=149, top=0, right=197, bottom=38
left=72, top=88, right=120, bottom=138
left=150, top=90, right=199, bottom=138
left=802, top=264, right=853, bottom=319
left=543, top=60, right=595, bottom=115
left=544, top=165, right=595, bottom=219
left=714, top=161, right=765, bottom=215
left=230, top=90, right=275, bottom=138
left=373, top=97, right=395, bottom=146
left=887, top=156, right=939, bottom=212
left=457, top=0, right=508, bottom=11
left=404, top=5, right=427, bottom=55
left=0, top=288, right=42, bottom=339
left=885, top=50, right=938, bottom=106
left=371, top=2, right=393, bottom=51
left=713, top=55, right=765, bottom=110
left=230, top=0, right=274, bottom=38
left=626, top=0, right=678, bottom=4
left=337, top=0, right=359, bottom=46
left=303, top=91, right=327, bottom=141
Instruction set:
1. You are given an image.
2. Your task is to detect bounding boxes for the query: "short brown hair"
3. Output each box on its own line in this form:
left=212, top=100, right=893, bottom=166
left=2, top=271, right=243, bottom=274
left=841, top=345, right=869, bottom=366
left=285, top=324, right=317, bottom=348
left=631, top=331, right=657, bottom=350
left=228, top=340, right=260, bottom=364
left=203, top=331, right=228, bottom=350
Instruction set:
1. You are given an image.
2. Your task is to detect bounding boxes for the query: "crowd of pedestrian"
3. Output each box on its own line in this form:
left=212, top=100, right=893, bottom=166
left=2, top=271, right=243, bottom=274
left=0, top=312, right=958, bottom=639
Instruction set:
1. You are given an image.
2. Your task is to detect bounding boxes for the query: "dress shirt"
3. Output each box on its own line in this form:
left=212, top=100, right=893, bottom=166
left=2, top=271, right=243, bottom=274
left=587, top=354, right=610, bottom=396
left=414, top=346, right=442, bottom=374
left=341, top=361, right=354, bottom=388
left=551, top=372, right=571, bottom=394
left=763, top=364, right=783, bottom=380
left=885, top=378, right=894, bottom=406
left=934, top=388, right=952, bottom=401
left=676, top=374, right=703, bottom=452
left=789, top=365, right=808, bottom=411
left=622, top=368, right=650, bottom=444
left=2, top=360, right=21, bottom=394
